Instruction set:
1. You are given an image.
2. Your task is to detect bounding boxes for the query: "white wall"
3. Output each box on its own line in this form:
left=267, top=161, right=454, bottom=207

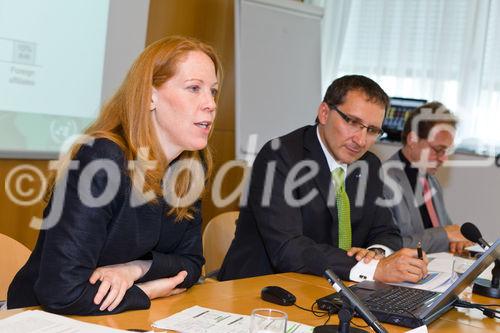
left=235, top=0, right=322, bottom=160
left=372, top=142, right=500, bottom=239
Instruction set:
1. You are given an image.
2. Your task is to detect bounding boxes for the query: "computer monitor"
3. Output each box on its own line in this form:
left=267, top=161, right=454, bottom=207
left=382, top=97, right=427, bottom=142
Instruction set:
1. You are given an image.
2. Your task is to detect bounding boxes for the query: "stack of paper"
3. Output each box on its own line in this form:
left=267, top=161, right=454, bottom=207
left=0, top=310, right=141, bottom=333
left=454, top=256, right=494, bottom=280
left=152, top=305, right=314, bottom=333
left=153, top=305, right=431, bottom=333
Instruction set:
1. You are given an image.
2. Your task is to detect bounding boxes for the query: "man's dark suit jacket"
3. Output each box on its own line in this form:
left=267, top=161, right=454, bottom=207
left=218, top=125, right=402, bottom=281
left=8, top=139, right=205, bottom=315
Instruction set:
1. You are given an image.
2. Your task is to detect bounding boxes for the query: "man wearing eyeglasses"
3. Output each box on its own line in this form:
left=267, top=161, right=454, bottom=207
left=382, top=102, right=472, bottom=254
left=219, top=75, right=428, bottom=284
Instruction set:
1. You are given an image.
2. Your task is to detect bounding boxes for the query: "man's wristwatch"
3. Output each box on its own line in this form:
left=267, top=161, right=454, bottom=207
left=369, top=247, right=386, bottom=257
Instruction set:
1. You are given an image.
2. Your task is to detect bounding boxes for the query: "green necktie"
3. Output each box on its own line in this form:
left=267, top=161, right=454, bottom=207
left=332, top=168, right=351, bottom=251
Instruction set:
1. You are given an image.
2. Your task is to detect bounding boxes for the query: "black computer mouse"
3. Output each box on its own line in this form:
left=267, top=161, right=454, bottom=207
left=261, top=286, right=296, bottom=306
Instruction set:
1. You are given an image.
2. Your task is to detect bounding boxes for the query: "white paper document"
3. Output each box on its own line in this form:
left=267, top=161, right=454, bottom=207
left=427, top=252, right=454, bottom=273
left=454, top=256, right=493, bottom=280
left=152, top=305, right=314, bottom=333
left=405, top=325, right=428, bottom=333
left=0, top=310, right=139, bottom=333
left=390, top=271, right=456, bottom=291
left=465, top=244, right=486, bottom=253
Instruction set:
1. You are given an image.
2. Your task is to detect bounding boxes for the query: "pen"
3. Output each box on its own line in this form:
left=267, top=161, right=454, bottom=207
left=417, top=241, right=423, bottom=260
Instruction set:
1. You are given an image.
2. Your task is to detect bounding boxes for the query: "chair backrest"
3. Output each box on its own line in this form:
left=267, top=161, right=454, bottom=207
left=202, top=211, right=239, bottom=278
left=0, top=233, right=31, bottom=301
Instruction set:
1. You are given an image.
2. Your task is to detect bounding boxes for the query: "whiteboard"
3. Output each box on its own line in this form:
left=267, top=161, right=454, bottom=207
left=235, top=0, right=323, bottom=161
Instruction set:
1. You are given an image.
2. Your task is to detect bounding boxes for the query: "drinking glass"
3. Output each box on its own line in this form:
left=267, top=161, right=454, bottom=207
left=249, top=308, right=287, bottom=333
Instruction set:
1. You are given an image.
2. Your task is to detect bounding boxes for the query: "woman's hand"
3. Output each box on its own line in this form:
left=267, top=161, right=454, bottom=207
left=89, top=260, right=152, bottom=311
left=347, top=247, right=385, bottom=263
left=136, top=270, right=188, bottom=300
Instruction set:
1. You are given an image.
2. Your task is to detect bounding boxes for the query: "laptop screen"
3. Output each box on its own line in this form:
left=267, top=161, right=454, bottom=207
left=422, top=239, right=500, bottom=318
left=382, top=97, right=427, bottom=142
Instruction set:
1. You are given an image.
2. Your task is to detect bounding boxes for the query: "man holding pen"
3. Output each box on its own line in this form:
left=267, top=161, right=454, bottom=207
left=219, top=75, right=428, bottom=284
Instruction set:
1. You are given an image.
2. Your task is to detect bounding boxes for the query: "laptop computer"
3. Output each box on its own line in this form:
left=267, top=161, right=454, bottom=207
left=317, top=239, right=500, bottom=328
left=381, top=97, right=427, bottom=142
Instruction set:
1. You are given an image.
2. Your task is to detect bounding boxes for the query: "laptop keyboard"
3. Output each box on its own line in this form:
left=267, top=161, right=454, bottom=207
left=365, top=286, right=438, bottom=314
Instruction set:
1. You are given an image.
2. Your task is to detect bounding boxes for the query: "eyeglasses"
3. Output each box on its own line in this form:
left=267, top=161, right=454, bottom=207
left=427, top=142, right=452, bottom=157
left=327, top=104, right=384, bottom=138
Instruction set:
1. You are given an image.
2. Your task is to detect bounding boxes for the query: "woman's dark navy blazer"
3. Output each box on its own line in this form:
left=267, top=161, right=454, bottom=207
left=8, top=139, right=205, bottom=315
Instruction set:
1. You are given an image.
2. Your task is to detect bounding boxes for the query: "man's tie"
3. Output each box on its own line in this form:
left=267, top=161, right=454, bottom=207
left=420, top=177, right=440, bottom=227
left=332, top=168, right=351, bottom=250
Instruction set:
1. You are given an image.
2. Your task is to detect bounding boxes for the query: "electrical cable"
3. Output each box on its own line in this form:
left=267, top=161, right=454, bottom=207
left=323, top=312, right=332, bottom=325
left=455, top=300, right=500, bottom=319
left=293, top=302, right=329, bottom=317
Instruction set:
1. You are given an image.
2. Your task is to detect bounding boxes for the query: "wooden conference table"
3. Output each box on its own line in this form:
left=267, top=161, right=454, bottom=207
left=1, top=273, right=498, bottom=332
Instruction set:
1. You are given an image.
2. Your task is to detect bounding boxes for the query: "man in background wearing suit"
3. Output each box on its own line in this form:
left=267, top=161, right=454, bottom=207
left=382, top=102, right=472, bottom=254
left=219, top=75, right=428, bottom=283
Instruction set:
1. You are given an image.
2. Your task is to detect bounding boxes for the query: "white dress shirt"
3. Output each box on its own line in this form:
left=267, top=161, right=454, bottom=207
left=316, top=127, right=393, bottom=281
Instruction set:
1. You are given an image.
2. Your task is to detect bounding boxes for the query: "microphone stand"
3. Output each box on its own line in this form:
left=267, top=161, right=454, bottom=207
left=314, top=269, right=388, bottom=333
left=313, top=295, right=368, bottom=333
left=459, top=223, right=500, bottom=298
left=473, top=259, right=500, bottom=299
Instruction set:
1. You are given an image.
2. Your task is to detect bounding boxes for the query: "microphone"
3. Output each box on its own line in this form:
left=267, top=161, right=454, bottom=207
left=304, top=248, right=388, bottom=333
left=460, top=222, right=490, bottom=249
left=324, top=269, right=388, bottom=333
left=460, top=223, right=500, bottom=298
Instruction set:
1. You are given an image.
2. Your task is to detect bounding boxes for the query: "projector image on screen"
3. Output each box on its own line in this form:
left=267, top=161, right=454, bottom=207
left=0, top=0, right=149, bottom=158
